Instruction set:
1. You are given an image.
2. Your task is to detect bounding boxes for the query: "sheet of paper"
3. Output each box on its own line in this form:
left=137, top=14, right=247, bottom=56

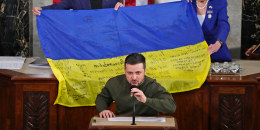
left=108, top=117, right=166, bottom=122
left=0, top=56, right=26, bottom=69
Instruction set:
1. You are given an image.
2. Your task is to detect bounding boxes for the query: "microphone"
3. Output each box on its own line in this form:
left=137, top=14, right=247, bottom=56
left=130, top=85, right=137, bottom=97
left=130, top=85, right=137, bottom=125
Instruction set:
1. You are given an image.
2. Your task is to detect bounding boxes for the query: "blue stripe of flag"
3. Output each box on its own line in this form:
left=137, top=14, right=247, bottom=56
left=37, top=1, right=204, bottom=60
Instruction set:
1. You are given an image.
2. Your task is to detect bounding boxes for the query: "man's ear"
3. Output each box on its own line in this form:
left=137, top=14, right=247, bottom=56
left=124, top=67, right=127, bottom=74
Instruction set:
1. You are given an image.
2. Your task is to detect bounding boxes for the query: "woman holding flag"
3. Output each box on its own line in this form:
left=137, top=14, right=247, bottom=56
left=189, top=0, right=232, bottom=61
left=115, top=0, right=232, bottom=61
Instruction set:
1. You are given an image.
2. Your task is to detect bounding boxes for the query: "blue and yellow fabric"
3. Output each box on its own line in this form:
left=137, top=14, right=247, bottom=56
left=37, top=1, right=211, bottom=107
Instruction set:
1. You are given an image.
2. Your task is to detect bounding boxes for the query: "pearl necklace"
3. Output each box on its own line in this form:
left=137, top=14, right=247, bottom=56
left=196, top=0, right=209, bottom=10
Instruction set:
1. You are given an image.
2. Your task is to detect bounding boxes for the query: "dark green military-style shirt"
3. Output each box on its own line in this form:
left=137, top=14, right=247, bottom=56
left=95, top=74, right=176, bottom=116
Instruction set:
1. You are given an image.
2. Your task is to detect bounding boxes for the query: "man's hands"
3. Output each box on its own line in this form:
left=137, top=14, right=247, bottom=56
left=187, top=0, right=192, bottom=2
left=208, top=41, right=222, bottom=55
left=131, top=88, right=147, bottom=103
left=32, top=7, right=42, bottom=16
left=99, top=110, right=115, bottom=118
left=114, top=2, right=124, bottom=10
left=99, top=88, right=147, bottom=118
left=245, top=45, right=257, bottom=56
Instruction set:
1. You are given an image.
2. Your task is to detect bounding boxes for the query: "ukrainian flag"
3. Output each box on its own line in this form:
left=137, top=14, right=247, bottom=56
left=37, top=0, right=210, bottom=107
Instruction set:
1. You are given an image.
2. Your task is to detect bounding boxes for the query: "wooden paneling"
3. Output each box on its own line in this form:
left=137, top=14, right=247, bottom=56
left=171, top=85, right=209, bottom=130
left=58, top=106, right=98, bottom=130
left=0, top=75, right=15, bottom=130
left=23, top=92, right=49, bottom=129
left=210, top=84, right=257, bottom=130
left=254, top=83, right=260, bottom=130
left=219, top=95, right=243, bottom=130
left=0, top=70, right=58, bottom=130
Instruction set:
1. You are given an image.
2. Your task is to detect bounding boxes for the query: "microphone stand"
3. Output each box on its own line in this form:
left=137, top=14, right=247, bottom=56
left=131, top=99, right=136, bottom=125
left=130, top=85, right=137, bottom=125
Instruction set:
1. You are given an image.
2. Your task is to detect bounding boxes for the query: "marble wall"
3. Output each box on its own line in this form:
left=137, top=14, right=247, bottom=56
left=32, top=0, right=52, bottom=58
left=227, top=0, right=242, bottom=59
left=0, top=0, right=30, bottom=56
left=241, top=0, right=260, bottom=58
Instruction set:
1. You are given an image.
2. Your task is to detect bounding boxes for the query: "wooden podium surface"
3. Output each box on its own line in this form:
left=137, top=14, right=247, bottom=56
left=89, top=116, right=178, bottom=130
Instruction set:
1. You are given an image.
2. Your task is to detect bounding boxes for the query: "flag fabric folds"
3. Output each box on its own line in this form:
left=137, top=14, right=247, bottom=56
left=37, top=1, right=211, bottom=107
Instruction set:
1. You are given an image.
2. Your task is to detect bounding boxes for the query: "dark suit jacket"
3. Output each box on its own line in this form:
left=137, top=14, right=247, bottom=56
left=42, top=0, right=119, bottom=10
left=192, top=0, right=231, bottom=61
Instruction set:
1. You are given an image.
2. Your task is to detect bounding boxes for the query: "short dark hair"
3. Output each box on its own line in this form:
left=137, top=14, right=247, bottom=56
left=125, top=53, right=146, bottom=69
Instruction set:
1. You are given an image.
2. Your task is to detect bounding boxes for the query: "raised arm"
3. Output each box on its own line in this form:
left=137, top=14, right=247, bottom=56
left=132, top=83, right=176, bottom=114
left=245, top=45, right=257, bottom=56
left=32, top=0, right=72, bottom=16
left=208, top=0, right=230, bottom=55
left=114, top=2, right=124, bottom=10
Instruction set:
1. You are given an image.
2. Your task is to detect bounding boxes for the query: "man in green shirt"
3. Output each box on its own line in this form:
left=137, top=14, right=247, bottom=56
left=95, top=53, right=176, bottom=118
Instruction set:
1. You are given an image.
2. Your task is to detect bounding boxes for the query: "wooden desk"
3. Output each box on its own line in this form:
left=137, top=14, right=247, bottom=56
left=0, top=58, right=58, bottom=130
left=89, top=116, right=178, bottom=130
left=0, top=59, right=260, bottom=130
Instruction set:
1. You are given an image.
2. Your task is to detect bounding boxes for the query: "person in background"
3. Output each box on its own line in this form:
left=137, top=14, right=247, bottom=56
left=116, top=0, right=231, bottom=61
left=188, top=0, right=231, bottom=60
left=32, top=0, right=120, bottom=15
left=95, top=53, right=176, bottom=118
left=245, top=44, right=258, bottom=56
